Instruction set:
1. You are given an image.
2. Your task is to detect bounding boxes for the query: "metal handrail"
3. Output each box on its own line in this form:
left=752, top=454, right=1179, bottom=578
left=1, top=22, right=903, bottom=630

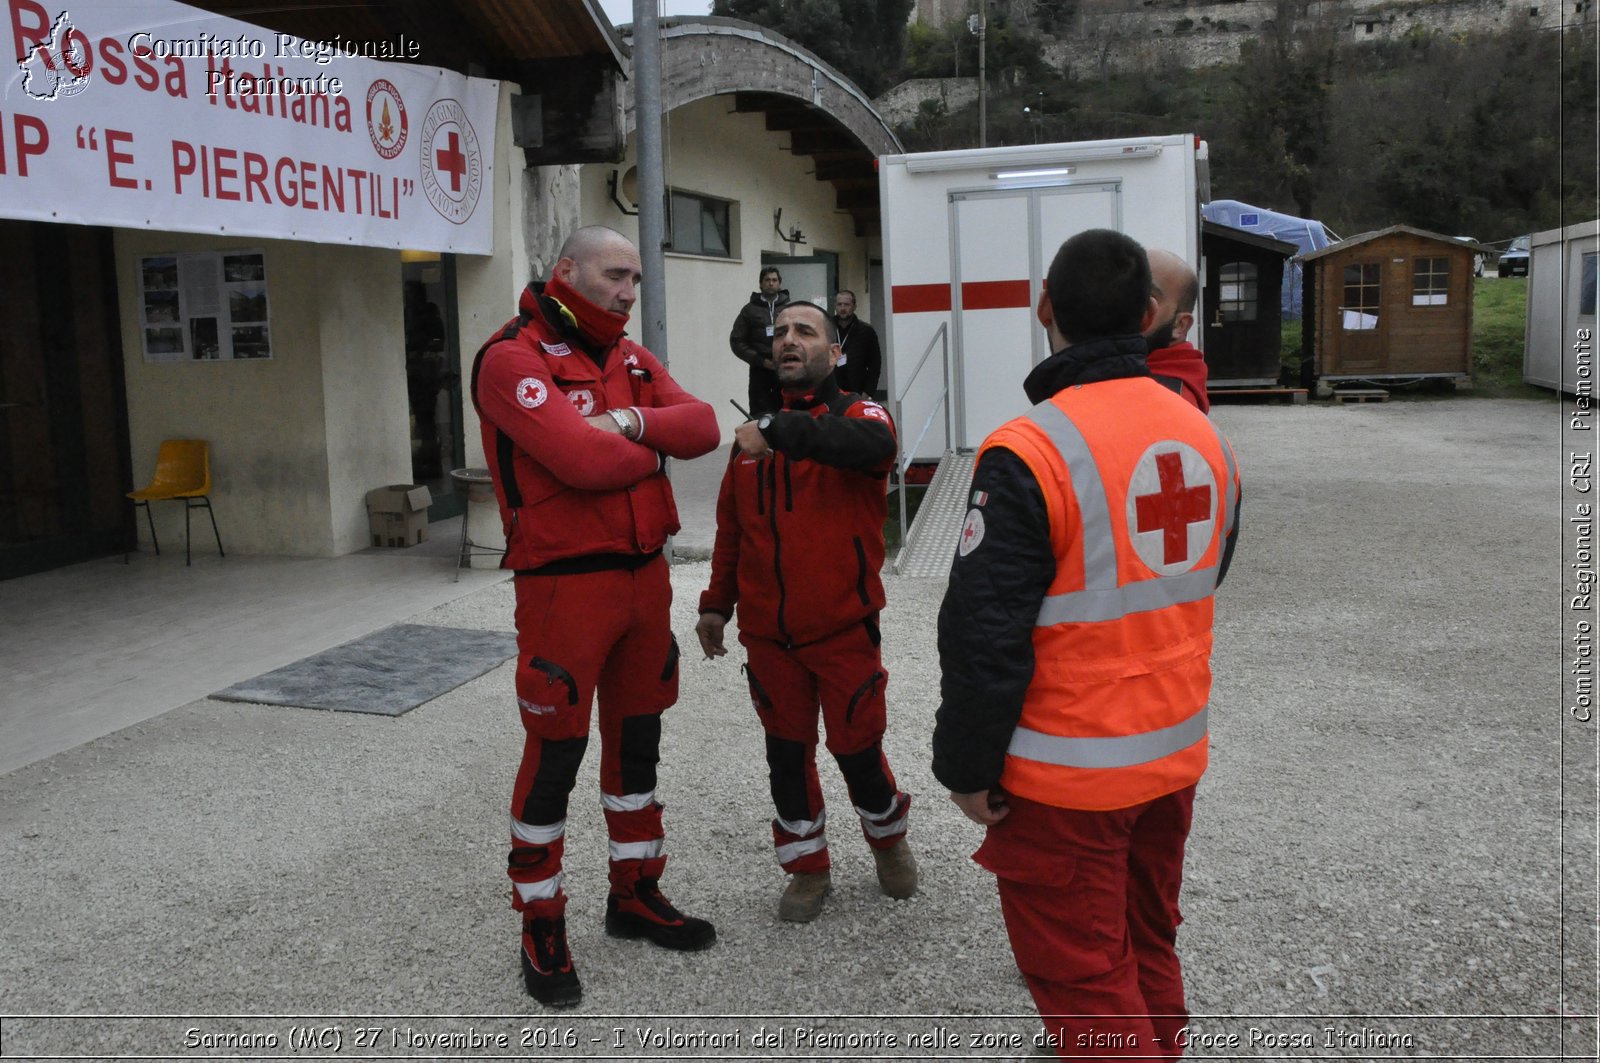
left=890, top=321, right=953, bottom=574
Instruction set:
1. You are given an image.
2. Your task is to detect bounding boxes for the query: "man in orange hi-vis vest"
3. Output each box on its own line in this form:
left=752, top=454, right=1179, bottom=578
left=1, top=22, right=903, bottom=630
left=933, top=228, right=1241, bottom=1060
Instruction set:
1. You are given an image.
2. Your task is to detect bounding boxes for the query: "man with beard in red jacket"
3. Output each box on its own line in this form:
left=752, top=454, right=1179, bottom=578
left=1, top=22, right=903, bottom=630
left=1143, top=249, right=1209, bottom=413
left=472, top=226, right=721, bottom=1009
left=696, top=300, right=917, bottom=924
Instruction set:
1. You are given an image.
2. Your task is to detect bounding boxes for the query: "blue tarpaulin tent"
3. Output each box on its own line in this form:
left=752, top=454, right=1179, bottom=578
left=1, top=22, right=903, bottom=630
left=1202, top=199, right=1335, bottom=317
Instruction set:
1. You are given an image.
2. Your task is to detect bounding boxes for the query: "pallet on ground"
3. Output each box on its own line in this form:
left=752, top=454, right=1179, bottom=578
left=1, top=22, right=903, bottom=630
left=1207, top=387, right=1309, bottom=405
left=1331, top=389, right=1390, bottom=404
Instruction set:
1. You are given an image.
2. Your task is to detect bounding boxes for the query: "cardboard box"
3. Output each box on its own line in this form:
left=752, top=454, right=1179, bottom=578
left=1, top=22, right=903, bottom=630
left=366, top=484, right=432, bottom=548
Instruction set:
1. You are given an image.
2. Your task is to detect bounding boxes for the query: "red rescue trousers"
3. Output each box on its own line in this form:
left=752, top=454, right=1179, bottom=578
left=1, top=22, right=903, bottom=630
left=506, top=556, right=680, bottom=917
left=740, top=617, right=909, bottom=874
left=974, top=788, right=1196, bottom=1061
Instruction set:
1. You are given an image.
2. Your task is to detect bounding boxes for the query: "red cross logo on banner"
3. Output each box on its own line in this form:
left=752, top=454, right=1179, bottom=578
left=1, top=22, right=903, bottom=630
left=435, top=132, right=466, bottom=191
left=1126, top=442, right=1217, bottom=574
left=419, top=98, right=483, bottom=225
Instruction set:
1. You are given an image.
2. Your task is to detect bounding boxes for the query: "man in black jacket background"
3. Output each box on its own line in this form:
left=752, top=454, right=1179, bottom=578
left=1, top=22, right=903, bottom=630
left=832, top=289, right=882, bottom=398
left=729, top=266, right=789, bottom=415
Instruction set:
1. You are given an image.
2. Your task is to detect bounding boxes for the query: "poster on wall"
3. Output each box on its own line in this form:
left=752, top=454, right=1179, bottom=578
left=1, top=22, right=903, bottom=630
left=140, top=250, right=272, bottom=362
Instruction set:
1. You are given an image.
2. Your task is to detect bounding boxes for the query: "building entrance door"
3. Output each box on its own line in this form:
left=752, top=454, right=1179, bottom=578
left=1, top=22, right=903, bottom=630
left=0, top=221, right=132, bottom=580
left=401, top=253, right=463, bottom=521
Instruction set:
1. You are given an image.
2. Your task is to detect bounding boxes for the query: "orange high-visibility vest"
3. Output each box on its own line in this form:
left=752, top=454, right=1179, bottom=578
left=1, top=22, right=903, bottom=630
left=982, top=376, right=1240, bottom=811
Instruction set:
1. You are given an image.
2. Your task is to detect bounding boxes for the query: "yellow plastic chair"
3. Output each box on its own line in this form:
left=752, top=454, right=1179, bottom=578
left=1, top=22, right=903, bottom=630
left=126, top=439, right=225, bottom=565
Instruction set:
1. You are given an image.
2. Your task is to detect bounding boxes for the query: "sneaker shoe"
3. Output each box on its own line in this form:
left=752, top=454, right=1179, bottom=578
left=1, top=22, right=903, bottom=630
left=520, top=913, right=581, bottom=1007
left=873, top=838, right=918, bottom=899
left=605, top=878, right=717, bottom=951
left=777, top=871, right=832, bottom=922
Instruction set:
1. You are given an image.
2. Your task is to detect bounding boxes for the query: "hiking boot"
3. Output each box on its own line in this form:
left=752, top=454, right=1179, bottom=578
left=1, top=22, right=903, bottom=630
left=605, top=878, right=717, bottom=951
left=520, top=913, right=581, bottom=1008
left=873, top=838, right=918, bottom=899
left=777, top=870, right=832, bottom=923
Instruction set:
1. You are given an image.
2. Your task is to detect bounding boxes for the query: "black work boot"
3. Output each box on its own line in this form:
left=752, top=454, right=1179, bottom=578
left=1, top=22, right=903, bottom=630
left=520, top=911, right=581, bottom=1007
left=604, top=877, right=717, bottom=951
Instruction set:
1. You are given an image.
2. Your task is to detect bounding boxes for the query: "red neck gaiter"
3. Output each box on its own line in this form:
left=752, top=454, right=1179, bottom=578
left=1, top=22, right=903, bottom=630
left=544, top=273, right=629, bottom=349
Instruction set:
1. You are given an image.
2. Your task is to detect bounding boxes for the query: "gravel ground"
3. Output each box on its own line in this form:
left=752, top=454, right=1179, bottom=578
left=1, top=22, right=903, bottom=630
left=0, top=396, right=1592, bottom=1061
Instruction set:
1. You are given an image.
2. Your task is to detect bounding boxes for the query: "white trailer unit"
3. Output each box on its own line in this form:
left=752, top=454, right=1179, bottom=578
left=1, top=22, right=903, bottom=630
left=1524, top=219, right=1599, bottom=394
left=880, top=134, right=1208, bottom=460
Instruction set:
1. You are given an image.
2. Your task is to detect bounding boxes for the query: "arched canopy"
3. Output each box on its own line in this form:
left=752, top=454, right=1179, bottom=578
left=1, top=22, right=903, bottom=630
left=624, top=17, right=902, bottom=237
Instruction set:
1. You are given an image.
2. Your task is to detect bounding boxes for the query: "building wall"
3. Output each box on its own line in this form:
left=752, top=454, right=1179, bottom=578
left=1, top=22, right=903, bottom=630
left=579, top=95, right=883, bottom=439
left=116, top=231, right=411, bottom=556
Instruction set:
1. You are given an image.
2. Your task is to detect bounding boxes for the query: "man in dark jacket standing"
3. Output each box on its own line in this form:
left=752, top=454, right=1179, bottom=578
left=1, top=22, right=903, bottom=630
left=729, top=266, right=789, bottom=415
left=833, top=289, right=883, bottom=398
left=697, top=300, right=917, bottom=924
left=473, top=225, right=722, bottom=1010
left=933, top=230, right=1240, bottom=1059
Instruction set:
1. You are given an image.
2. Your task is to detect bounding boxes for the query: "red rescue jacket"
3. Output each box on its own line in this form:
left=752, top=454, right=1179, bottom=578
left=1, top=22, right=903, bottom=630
left=471, top=283, right=719, bottom=571
left=700, top=376, right=896, bottom=646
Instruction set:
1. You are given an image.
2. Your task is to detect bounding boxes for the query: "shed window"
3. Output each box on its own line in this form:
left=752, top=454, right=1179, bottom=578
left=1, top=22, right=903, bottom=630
left=1218, top=263, right=1259, bottom=322
left=1411, top=257, right=1450, bottom=306
left=1341, top=262, right=1380, bottom=330
left=666, top=190, right=732, bottom=257
left=1582, top=252, right=1597, bottom=318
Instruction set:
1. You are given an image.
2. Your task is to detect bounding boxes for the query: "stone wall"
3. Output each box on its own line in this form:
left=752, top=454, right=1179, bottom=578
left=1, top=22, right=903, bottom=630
left=874, top=77, right=980, bottom=126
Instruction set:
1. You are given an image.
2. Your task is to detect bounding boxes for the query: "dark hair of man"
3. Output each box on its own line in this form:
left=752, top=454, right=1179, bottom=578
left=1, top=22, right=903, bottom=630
left=836, top=288, right=856, bottom=302
left=1046, top=228, right=1152, bottom=342
left=777, top=300, right=838, bottom=344
left=760, top=266, right=782, bottom=283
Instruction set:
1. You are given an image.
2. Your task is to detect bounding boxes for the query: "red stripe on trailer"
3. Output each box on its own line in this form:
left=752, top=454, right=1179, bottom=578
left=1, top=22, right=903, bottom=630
left=892, top=283, right=952, bottom=313
left=961, top=279, right=1034, bottom=310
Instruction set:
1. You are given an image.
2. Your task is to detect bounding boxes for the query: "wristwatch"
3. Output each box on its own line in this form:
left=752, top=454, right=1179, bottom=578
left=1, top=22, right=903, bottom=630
left=608, top=407, right=636, bottom=439
left=756, top=413, right=774, bottom=434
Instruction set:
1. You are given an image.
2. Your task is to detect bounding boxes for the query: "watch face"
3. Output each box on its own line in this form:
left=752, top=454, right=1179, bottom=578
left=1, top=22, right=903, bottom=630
left=757, top=414, right=773, bottom=430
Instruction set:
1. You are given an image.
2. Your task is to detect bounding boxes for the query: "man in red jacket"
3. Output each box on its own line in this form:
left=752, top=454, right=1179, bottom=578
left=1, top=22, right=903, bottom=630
left=472, top=226, right=721, bottom=1008
left=695, top=301, right=917, bottom=924
left=1143, top=248, right=1210, bottom=413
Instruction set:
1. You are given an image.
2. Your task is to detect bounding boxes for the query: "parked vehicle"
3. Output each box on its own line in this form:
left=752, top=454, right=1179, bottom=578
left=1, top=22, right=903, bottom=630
left=1498, top=235, right=1530, bottom=277
left=1455, top=236, right=1485, bottom=277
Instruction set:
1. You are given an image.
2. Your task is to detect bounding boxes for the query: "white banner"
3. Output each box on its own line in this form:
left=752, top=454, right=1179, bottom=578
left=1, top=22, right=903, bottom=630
left=1, top=0, right=499, bottom=253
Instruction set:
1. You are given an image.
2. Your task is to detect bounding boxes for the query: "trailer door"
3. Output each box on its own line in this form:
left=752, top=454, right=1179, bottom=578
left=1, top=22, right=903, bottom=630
left=951, top=181, right=1120, bottom=447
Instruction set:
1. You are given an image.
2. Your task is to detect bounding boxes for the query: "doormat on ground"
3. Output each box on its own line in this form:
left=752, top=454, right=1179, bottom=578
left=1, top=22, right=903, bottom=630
left=214, top=623, right=518, bottom=716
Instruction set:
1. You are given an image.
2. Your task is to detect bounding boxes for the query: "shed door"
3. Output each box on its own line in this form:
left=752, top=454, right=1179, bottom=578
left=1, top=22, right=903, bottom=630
left=1335, top=260, right=1386, bottom=374
left=1203, top=259, right=1280, bottom=384
left=950, top=181, right=1119, bottom=448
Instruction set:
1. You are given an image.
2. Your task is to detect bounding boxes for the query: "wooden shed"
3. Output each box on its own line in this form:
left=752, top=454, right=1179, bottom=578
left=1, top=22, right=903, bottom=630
left=1300, top=226, right=1488, bottom=382
left=1200, top=219, right=1298, bottom=386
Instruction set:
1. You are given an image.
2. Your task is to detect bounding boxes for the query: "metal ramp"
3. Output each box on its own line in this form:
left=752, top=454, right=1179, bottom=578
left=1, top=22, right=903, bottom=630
left=893, top=450, right=976, bottom=578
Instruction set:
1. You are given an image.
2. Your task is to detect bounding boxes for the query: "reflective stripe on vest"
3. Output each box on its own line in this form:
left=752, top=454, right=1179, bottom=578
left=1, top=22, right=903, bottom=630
left=1027, top=399, right=1236, bottom=626
left=1010, top=705, right=1209, bottom=768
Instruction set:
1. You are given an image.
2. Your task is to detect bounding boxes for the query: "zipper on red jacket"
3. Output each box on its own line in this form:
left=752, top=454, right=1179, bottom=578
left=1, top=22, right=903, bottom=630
left=767, top=456, right=792, bottom=647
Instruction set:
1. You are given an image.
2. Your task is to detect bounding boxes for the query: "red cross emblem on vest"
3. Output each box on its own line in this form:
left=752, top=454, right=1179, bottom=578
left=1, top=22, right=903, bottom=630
left=1127, top=442, right=1216, bottom=572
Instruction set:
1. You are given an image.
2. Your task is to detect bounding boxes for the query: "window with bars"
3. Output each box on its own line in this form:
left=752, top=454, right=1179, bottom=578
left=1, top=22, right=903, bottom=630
left=666, top=190, right=733, bottom=258
left=1411, top=257, right=1450, bottom=306
left=1341, top=262, right=1381, bottom=330
left=1218, top=262, right=1259, bottom=322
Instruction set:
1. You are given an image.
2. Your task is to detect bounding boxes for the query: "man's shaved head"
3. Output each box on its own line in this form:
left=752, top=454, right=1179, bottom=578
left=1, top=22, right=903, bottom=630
left=1144, top=248, right=1199, bottom=349
left=557, top=225, right=634, bottom=264
left=1148, top=249, right=1198, bottom=313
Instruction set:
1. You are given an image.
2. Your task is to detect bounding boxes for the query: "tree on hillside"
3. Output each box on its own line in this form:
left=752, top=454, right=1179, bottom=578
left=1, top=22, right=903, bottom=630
left=1220, top=0, right=1335, bottom=218
left=711, top=0, right=915, bottom=96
